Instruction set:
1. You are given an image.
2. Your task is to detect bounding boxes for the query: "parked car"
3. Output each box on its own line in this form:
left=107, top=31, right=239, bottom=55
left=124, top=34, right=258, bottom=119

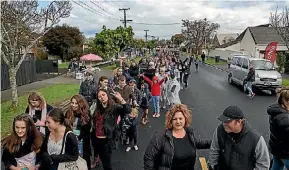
left=228, top=54, right=282, bottom=94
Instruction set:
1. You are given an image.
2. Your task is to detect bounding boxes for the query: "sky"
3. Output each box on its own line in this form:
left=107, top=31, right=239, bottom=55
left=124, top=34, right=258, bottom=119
left=39, top=0, right=289, bottom=39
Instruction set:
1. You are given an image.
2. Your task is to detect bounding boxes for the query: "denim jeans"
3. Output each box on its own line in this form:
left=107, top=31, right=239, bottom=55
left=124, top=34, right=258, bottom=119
left=271, top=156, right=289, bottom=170
left=152, top=96, right=160, bottom=113
left=246, top=81, right=254, bottom=95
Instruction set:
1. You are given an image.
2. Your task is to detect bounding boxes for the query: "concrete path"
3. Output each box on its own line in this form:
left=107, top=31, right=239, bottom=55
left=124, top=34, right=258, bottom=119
left=1, top=70, right=112, bottom=103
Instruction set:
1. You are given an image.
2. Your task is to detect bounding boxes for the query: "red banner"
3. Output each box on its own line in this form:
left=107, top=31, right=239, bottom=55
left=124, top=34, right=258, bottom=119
left=264, top=41, right=278, bottom=63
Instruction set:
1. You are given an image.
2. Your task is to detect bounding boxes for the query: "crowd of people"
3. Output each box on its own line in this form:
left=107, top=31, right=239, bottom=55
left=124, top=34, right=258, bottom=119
left=1, top=50, right=289, bottom=170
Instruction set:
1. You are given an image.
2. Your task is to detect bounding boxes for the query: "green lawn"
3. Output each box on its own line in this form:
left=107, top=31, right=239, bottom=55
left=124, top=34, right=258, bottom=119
left=1, top=84, right=79, bottom=138
left=206, top=57, right=227, bottom=65
left=58, top=62, right=69, bottom=69
left=282, top=78, right=289, bottom=86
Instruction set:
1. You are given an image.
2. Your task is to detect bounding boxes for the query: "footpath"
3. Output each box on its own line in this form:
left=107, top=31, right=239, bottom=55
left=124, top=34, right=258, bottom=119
left=1, top=69, right=112, bottom=103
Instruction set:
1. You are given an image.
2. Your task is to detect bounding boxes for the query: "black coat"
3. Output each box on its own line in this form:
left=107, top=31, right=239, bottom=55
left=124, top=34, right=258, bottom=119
left=267, top=103, right=289, bottom=158
left=144, top=127, right=211, bottom=170
left=129, top=65, right=139, bottom=78
left=79, top=79, right=97, bottom=105
left=91, top=103, right=131, bottom=149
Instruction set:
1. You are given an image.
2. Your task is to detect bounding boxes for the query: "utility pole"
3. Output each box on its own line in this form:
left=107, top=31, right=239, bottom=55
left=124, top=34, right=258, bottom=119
left=119, top=8, right=132, bottom=28
left=144, top=30, right=149, bottom=42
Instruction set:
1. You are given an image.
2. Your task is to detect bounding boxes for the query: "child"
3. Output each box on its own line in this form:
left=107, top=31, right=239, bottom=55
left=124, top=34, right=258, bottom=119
left=157, top=67, right=169, bottom=109
left=195, top=56, right=199, bottom=73
left=125, top=108, right=139, bottom=152
left=139, top=83, right=152, bottom=124
left=141, top=74, right=167, bottom=118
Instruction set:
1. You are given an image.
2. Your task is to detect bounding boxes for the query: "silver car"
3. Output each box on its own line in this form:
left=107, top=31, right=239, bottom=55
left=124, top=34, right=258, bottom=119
left=228, top=55, right=282, bottom=94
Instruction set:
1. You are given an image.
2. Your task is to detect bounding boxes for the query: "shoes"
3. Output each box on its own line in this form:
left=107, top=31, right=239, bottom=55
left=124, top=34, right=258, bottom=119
left=126, top=147, right=131, bottom=152
left=251, top=93, right=255, bottom=98
left=134, top=145, right=139, bottom=150
left=155, top=113, right=160, bottom=118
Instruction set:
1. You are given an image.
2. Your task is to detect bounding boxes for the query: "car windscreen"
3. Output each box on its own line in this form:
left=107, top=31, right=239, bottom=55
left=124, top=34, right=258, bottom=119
left=250, top=60, right=275, bottom=70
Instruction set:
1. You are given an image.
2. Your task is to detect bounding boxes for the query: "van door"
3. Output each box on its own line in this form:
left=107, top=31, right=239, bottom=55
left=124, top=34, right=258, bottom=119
left=235, top=57, right=244, bottom=83
left=240, top=58, right=249, bottom=82
left=230, top=57, right=238, bottom=79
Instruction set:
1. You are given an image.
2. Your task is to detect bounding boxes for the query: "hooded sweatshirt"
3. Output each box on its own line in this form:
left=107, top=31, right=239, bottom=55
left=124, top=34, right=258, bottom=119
left=142, top=75, right=166, bottom=96
left=267, top=103, right=289, bottom=158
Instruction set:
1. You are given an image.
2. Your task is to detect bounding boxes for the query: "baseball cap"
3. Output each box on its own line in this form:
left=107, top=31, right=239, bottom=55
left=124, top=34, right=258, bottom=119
left=218, top=106, right=245, bottom=123
left=129, top=79, right=136, bottom=83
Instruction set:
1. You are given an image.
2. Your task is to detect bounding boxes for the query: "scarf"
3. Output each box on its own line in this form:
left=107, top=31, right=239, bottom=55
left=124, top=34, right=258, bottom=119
left=29, top=103, right=47, bottom=135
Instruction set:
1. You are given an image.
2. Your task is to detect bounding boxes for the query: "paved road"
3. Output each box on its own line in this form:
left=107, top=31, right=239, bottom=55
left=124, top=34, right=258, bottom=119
left=105, top=64, right=276, bottom=170
left=1, top=65, right=276, bottom=170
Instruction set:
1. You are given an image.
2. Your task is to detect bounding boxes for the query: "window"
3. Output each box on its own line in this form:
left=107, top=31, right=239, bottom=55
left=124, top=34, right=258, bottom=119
left=236, top=58, right=243, bottom=67
left=242, top=59, right=249, bottom=69
left=250, top=60, right=275, bottom=70
left=232, top=57, right=238, bottom=65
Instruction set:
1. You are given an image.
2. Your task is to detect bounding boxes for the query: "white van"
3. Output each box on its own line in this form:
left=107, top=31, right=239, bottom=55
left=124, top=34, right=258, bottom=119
left=228, top=54, right=282, bottom=94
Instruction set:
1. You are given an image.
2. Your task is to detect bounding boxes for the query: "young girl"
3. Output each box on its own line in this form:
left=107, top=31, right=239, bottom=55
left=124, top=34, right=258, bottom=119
left=25, top=91, right=53, bottom=135
left=125, top=108, right=139, bottom=152
left=139, top=83, right=152, bottom=124
left=65, top=94, right=92, bottom=170
left=2, top=114, right=43, bottom=170
left=141, top=74, right=167, bottom=118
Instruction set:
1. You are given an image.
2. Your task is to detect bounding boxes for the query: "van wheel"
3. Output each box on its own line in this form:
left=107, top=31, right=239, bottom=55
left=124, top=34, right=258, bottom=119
left=228, top=74, right=233, bottom=84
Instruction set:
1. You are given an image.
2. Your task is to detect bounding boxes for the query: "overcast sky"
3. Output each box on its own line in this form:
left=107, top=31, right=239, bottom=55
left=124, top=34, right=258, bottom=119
left=41, top=0, right=289, bottom=39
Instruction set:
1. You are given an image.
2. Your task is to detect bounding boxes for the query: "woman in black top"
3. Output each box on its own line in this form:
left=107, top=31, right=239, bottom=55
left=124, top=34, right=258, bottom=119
left=38, top=108, right=79, bottom=170
left=144, top=104, right=211, bottom=170
left=2, top=114, right=43, bottom=170
left=65, top=94, right=91, bottom=170
left=91, top=89, right=131, bottom=170
left=25, top=91, right=53, bottom=135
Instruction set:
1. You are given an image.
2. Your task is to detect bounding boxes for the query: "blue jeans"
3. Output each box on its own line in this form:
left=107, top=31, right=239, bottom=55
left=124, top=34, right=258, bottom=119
left=271, top=156, right=289, bottom=170
left=246, top=81, right=254, bottom=95
left=152, top=96, right=160, bottom=113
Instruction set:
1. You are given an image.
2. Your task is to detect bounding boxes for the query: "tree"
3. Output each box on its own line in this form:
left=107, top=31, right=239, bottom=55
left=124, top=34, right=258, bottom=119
left=94, top=25, right=134, bottom=60
left=171, top=34, right=185, bottom=46
left=67, top=46, right=83, bottom=59
left=182, top=18, right=220, bottom=54
left=42, top=24, right=84, bottom=60
left=146, top=40, right=157, bottom=53
left=1, top=1, right=72, bottom=106
left=270, top=6, right=289, bottom=50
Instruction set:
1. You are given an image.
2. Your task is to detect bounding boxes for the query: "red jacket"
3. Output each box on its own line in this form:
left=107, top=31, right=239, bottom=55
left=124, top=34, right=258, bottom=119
left=142, top=75, right=165, bottom=96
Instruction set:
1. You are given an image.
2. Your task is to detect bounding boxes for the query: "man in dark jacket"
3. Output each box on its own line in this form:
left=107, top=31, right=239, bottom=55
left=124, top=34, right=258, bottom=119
left=79, top=71, right=97, bottom=106
left=245, top=67, right=255, bottom=98
left=208, top=106, right=270, bottom=170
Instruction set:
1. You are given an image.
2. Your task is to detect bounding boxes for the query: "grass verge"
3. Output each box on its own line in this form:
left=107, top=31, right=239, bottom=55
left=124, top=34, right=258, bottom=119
left=58, top=62, right=69, bottom=69
left=282, top=78, right=289, bottom=86
left=206, top=57, right=226, bottom=65
left=1, top=84, right=79, bottom=138
left=103, top=56, right=142, bottom=70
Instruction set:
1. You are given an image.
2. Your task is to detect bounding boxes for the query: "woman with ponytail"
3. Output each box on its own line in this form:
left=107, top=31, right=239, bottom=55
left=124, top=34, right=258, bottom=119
left=65, top=94, right=92, bottom=170
left=38, top=108, right=79, bottom=170
left=2, top=114, right=43, bottom=170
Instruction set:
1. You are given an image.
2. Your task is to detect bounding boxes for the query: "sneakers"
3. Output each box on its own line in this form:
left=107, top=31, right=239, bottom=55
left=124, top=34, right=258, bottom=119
left=126, top=147, right=131, bottom=152
left=126, top=145, right=138, bottom=152
left=162, top=106, right=166, bottom=109
left=134, top=145, right=139, bottom=150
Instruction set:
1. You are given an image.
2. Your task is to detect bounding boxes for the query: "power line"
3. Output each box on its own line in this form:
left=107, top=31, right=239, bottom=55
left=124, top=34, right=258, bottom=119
left=73, top=1, right=120, bottom=20
left=90, top=1, right=121, bottom=19
left=131, top=22, right=182, bottom=25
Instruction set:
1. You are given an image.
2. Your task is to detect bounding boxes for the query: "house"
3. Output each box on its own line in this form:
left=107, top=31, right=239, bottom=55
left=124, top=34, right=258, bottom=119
left=212, top=33, right=239, bottom=46
left=215, top=24, right=288, bottom=59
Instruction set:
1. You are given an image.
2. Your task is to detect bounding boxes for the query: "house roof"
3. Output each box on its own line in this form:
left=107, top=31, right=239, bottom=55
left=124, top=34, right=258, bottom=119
left=248, top=27, right=285, bottom=45
left=217, top=26, right=285, bottom=48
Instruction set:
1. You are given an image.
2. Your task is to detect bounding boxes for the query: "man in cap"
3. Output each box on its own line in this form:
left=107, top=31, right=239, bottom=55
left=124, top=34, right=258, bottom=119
left=208, top=106, right=270, bottom=170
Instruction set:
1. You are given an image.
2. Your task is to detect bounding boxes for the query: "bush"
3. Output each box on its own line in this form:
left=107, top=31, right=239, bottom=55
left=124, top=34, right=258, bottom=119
left=36, top=48, right=48, bottom=60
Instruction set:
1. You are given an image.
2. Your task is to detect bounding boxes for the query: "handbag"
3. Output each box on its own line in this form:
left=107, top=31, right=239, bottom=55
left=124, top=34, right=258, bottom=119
left=57, top=131, right=88, bottom=170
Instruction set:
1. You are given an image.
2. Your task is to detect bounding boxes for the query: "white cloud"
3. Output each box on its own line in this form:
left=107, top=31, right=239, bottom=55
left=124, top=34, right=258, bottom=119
left=57, top=0, right=288, bottom=39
